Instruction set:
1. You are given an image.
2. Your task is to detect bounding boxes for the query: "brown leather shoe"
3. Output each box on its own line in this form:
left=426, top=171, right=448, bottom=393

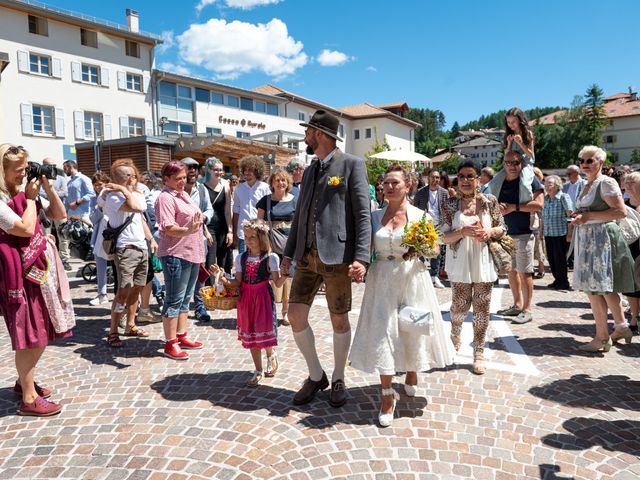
left=329, top=379, right=347, bottom=408
left=292, top=372, right=329, bottom=405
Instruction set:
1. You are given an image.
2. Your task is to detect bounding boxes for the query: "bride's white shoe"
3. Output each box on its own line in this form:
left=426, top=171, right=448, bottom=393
left=403, top=384, right=417, bottom=397
left=378, top=388, right=400, bottom=428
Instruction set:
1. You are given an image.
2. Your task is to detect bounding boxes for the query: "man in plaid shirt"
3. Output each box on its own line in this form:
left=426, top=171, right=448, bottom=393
left=542, top=175, right=574, bottom=290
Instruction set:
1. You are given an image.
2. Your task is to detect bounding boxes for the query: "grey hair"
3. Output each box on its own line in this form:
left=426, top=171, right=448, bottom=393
left=566, top=164, right=580, bottom=173
left=286, top=158, right=306, bottom=174
left=545, top=174, right=562, bottom=189
left=578, top=145, right=607, bottom=162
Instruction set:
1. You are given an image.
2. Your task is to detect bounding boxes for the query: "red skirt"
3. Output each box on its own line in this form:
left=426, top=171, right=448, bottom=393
left=236, top=280, right=277, bottom=349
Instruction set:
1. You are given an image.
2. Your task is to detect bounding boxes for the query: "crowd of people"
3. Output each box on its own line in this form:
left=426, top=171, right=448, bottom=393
left=0, top=107, right=637, bottom=426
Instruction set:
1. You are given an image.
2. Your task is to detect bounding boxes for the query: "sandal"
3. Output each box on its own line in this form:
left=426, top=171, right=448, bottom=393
left=472, top=352, right=486, bottom=375
left=246, top=370, right=263, bottom=387
left=281, top=312, right=290, bottom=326
left=265, top=353, right=278, bottom=377
left=123, top=325, right=149, bottom=337
left=107, top=332, right=123, bottom=348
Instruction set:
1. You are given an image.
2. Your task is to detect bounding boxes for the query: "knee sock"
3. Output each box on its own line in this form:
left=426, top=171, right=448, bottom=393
left=332, top=330, right=351, bottom=383
left=292, top=326, right=324, bottom=381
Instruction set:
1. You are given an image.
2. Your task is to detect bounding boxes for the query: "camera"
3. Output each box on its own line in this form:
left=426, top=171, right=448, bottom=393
left=27, top=161, right=58, bottom=182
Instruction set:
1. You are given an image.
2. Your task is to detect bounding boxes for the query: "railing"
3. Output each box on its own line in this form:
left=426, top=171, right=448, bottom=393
left=12, top=0, right=162, bottom=40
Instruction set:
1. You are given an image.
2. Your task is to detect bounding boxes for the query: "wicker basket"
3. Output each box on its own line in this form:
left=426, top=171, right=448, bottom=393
left=200, top=272, right=239, bottom=310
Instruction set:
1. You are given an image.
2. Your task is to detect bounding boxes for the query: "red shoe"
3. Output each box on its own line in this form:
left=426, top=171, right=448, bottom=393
left=177, top=332, right=203, bottom=350
left=18, top=396, right=62, bottom=417
left=14, top=381, right=52, bottom=399
left=164, top=338, right=189, bottom=360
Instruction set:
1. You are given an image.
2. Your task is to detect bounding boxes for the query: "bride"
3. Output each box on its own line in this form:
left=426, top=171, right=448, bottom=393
left=350, top=163, right=454, bottom=427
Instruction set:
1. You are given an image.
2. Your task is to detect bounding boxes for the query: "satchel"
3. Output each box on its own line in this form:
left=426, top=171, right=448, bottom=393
left=398, top=305, right=434, bottom=335
left=618, top=205, right=640, bottom=245
left=488, top=234, right=515, bottom=275
left=102, top=214, right=134, bottom=260
left=266, top=195, right=289, bottom=255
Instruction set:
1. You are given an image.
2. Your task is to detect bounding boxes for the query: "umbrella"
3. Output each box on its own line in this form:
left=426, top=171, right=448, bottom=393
left=369, top=150, right=431, bottom=163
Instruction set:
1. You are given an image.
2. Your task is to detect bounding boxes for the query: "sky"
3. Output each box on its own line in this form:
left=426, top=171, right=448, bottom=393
left=45, top=0, right=640, bottom=127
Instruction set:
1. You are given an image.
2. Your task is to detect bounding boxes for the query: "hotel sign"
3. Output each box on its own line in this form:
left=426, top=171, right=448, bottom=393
left=219, top=115, right=266, bottom=130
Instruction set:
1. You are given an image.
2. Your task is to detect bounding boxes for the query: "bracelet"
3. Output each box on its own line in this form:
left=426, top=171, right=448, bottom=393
left=515, top=203, right=520, bottom=212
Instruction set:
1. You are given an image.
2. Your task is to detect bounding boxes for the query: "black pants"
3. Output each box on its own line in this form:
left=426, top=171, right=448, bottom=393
left=545, top=235, right=570, bottom=288
left=206, top=227, right=232, bottom=283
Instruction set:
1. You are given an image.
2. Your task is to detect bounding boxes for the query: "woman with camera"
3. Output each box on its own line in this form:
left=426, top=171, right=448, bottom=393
left=0, top=144, right=75, bottom=416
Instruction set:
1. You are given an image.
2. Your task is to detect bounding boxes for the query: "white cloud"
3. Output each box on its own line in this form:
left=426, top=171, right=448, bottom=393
left=157, top=30, right=175, bottom=54
left=317, top=49, right=353, bottom=67
left=195, top=0, right=282, bottom=13
left=159, top=62, right=192, bottom=76
left=366, top=66, right=378, bottom=72
left=177, top=18, right=307, bottom=80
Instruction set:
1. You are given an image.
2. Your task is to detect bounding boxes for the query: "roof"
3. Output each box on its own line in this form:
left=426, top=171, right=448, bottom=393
left=429, top=151, right=459, bottom=164
left=604, top=93, right=633, bottom=102
left=603, top=99, right=640, bottom=119
left=253, top=84, right=346, bottom=116
left=1, top=0, right=162, bottom=44
left=452, top=137, right=501, bottom=149
left=529, top=109, right=568, bottom=126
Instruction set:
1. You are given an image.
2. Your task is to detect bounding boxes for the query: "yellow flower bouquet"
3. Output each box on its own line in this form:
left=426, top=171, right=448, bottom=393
left=400, top=213, right=441, bottom=260
left=199, top=273, right=240, bottom=311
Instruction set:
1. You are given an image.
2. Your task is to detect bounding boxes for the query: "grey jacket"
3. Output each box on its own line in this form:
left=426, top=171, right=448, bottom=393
left=284, top=149, right=371, bottom=265
left=413, top=185, right=449, bottom=224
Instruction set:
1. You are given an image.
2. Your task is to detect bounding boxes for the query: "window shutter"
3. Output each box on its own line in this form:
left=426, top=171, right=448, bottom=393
left=71, top=62, right=81, bottom=82
left=100, top=68, right=109, bottom=87
left=20, top=103, right=33, bottom=135
left=52, top=58, right=62, bottom=78
left=117, top=71, right=126, bottom=90
left=54, top=108, right=65, bottom=137
left=74, top=111, right=84, bottom=139
left=103, top=114, right=112, bottom=140
left=119, top=116, right=129, bottom=138
left=145, top=118, right=153, bottom=136
left=17, top=51, right=29, bottom=73
left=143, top=75, right=150, bottom=94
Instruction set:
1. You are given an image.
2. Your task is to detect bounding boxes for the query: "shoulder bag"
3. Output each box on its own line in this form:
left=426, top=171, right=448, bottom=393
left=266, top=195, right=289, bottom=255
left=398, top=305, right=434, bottom=335
left=102, top=214, right=134, bottom=260
left=486, top=199, right=515, bottom=275
left=618, top=205, right=640, bottom=245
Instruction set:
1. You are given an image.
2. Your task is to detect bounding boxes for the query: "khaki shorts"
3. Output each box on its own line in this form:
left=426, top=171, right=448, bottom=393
left=114, top=246, right=148, bottom=289
left=511, top=234, right=535, bottom=273
left=289, top=249, right=352, bottom=314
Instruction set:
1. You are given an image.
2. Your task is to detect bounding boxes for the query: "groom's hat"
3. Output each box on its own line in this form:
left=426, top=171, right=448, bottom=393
left=300, top=110, right=342, bottom=141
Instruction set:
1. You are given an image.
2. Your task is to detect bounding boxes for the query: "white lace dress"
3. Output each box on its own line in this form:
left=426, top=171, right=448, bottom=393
left=349, top=204, right=455, bottom=375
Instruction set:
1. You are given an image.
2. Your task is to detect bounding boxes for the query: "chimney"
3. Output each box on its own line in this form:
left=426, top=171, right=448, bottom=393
left=126, top=9, right=139, bottom=33
left=630, top=86, right=637, bottom=101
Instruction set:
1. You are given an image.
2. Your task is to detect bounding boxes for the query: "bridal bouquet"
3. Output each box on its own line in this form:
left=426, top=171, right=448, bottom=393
left=400, top=213, right=440, bottom=260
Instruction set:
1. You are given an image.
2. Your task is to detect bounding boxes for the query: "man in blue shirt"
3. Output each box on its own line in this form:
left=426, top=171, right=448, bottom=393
left=495, top=151, right=544, bottom=324
left=61, top=160, right=95, bottom=271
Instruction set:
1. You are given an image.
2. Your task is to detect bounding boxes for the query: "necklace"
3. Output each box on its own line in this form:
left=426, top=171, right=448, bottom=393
left=461, top=191, right=476, bottom=199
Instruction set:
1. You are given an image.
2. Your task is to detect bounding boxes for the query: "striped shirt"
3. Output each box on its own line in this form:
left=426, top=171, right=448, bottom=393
left=543, top=192, right=573, bottom=237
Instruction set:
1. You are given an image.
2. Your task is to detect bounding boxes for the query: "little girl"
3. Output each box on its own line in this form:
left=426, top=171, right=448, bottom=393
left=488, top=107, right=536, bottom=202
left=210, top=219, right=287, bottom=386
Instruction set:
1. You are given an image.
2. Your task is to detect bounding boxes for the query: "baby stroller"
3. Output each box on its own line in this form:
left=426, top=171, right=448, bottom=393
left=60, top=219, right=114, bottom=285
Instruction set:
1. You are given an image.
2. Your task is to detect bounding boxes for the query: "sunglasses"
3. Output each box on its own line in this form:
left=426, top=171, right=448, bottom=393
left=578, top=157, right=596, bottom=165
left=458, top=174, right=477, bottom=181
left=6, top=146, right=24, bottom=155
left=505, top=160, right=522, bottom=167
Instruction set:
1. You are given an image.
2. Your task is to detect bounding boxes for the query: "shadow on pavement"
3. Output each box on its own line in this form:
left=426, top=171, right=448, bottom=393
left=489, top=335, right=628, bottom=357
left=540, top=417, right=640, bottom=457
left=150, top=372, right=428, bottom=429
left=538, top=463, right=576, bottom=480
left=537, top=322, right=597, bottom=337
left=536, top=300, right=591, bottom=309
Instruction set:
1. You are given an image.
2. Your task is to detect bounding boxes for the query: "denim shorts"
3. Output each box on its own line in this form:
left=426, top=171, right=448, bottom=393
left=161, top=256, right=199, bottom=318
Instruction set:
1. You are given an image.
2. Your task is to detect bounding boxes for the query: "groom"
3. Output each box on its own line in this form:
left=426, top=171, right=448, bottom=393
left=281, top=110, right=371, bottom=407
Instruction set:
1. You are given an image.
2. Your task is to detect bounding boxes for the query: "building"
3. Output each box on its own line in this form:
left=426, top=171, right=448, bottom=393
left=451, top=136, right=501, bottom=166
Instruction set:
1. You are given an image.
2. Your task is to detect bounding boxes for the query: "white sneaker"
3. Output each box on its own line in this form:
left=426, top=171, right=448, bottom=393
left=378, top=388, right=399, bottom=428
left=89, top=294, right=109, bottom=306
left=137, top=309, right=162, bottom=324
left=432, top=276, right=445, bottom=288
left=404, top=384, right=417, bottom=397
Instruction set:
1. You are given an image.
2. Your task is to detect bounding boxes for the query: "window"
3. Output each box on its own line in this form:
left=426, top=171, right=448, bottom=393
left=211, top=92, right=224, bottom=104
left=227, top=95, right=239, bottom=108
left=128, top=117, right=144, bottom=137
left=32, top=105, right=54, bottom=135
left=163, top=122, right=193, bottom=135
left=240, top=97, right=253, bottom=111
left=125, top=40, right=140, bottom=58
left=29, top=53, right=50, bottom=75
left=604, top=135, right=617, bottom=143
left=84, top=111, right=102, bottom=139
left=28, top=15, right=48, bottom=36
left=236, top=131, right=250, bottom=139
left=255, top=101, right=266, bottom=113
left=206, top=127, right=222, bottom=135
left=266, top=103, right=278, bottom=116
left=195, top=88, right=210, bottom=102
left=365, top=128, right=372, bottom=139
left=298, top=112, right=306, bottom=121
left=339, top=124, right=344, bottom=138
left=126, top=73, right=142, bottom=92
left=82, top=64, right=100, bottom=84
left=80, top=29, right=98, bottom=48
left=354, top=129, right=360, bottom=140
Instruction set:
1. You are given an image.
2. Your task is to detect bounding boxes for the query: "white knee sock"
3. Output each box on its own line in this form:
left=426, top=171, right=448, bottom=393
left=332, top=330, right=352, bottom=383
left=293, top=326, right=324, bottom=381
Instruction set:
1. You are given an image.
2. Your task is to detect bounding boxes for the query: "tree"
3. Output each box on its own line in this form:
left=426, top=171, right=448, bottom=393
left=405, top=108, right=454, bottom=157
left=631, top=148, right=640, bottom=164
left=439, top=153, right=461, bottom=175
left=581, top=84, right=607, bottom=146
left=364, top=127, right=393, bottom=184
left=450, top=121, right=461, bottom=138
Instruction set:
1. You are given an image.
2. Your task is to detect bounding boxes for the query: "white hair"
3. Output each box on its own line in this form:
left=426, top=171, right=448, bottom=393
left=545, top=174, right=562, bottom=189
left=566, top=164, right=580, bottom=173
left=578, top=145, right=607, bottom=162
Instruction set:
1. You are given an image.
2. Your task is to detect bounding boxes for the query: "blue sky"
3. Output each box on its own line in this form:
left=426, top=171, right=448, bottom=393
left=49, top=0, right=639, bottom=127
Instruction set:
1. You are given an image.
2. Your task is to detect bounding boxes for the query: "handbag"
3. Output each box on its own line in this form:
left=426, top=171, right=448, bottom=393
left=266, top=195, right=289, bottom=255
left=102, top=214, right=134, bottom=260
left=618, top=205, right=640, bottom=245
left=398, top=305, right=434, bottom=335
left=487, top=236, right=515, bottom=275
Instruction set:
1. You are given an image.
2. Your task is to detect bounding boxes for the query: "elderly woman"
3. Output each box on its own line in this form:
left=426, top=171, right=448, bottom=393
left=440, top=160, right=506, bottom=374
left=257, top=168, right=298, bottom=326
left=204, top=157, right=233, bottom=274
left=350, top=163, right=454, bottom=427
left=542, top=175, right=573, bottom=290
left=571, top=146, right=635, bottom=351
left=623, top=172, right=640, bottom=333
left=156, top=160, right=205, bottom=360
left=532, top=167, right=547, bottom=279
left=0, top=144, right=75, bottom=416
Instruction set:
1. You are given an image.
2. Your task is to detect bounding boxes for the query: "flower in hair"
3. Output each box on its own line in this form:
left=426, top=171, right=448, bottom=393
left=241, top=219, right=270, bottom=233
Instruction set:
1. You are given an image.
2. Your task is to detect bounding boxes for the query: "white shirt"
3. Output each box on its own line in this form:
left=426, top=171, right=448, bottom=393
left=0, top=201, right=20, bottom=233
left=103, top=191, right=147, bottom=250
left=428, top=189, right=440, bottom=224
left=232, top=181, right=271, bottom=240
left=566, top=181, right=579, bottom=205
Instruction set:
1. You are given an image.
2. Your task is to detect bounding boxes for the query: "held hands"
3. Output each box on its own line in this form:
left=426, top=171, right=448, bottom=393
left=348, top=260, right=366, bottom=283
left=280, top=257, right=291, bottom=277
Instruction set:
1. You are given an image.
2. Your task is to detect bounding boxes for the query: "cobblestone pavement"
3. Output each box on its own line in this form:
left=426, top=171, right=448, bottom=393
left=0, top=260, right=639, bottom=480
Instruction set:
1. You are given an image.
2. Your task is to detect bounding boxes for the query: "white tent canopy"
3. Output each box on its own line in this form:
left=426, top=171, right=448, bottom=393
left=369, top=150, right=431, bottom=163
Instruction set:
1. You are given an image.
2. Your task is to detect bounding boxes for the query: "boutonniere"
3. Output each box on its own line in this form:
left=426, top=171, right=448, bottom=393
left=327, top=176, right=344, bottom=187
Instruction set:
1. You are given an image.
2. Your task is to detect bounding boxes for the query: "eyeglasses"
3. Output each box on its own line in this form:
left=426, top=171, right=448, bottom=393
left=429, top=176, right=440, bottom=180
left=579, top=157, right=596, bottom=165
left=505, top=160, right=522, bottom=167
left=212, top=169, right=224, bottom=172
left=458, top=174, right=477, bottom=181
